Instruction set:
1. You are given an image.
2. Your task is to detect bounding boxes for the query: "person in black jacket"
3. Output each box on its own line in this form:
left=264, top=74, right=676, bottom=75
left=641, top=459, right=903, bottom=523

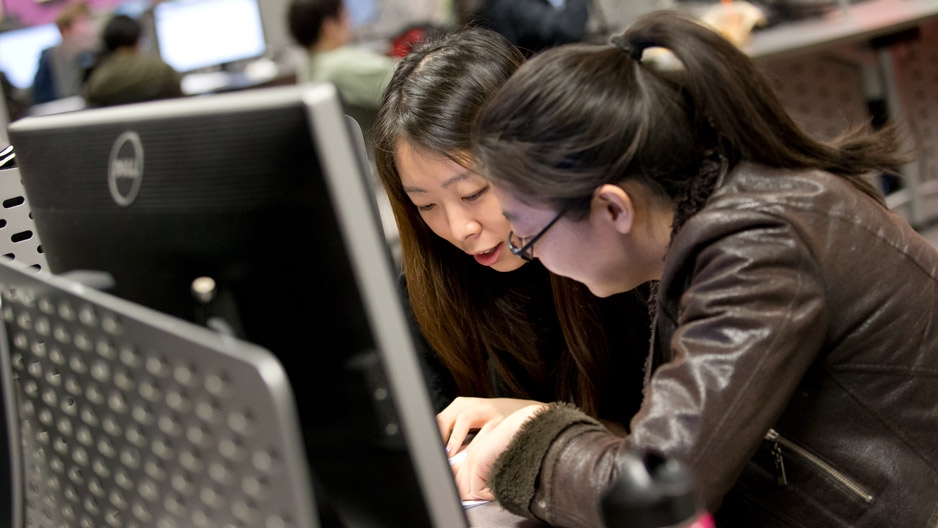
left=458, top=0, right=591, bottom=56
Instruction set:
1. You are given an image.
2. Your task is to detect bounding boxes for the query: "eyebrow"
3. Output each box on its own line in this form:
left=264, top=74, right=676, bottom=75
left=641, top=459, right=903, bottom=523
left=402, top=170, right=472, bottom=193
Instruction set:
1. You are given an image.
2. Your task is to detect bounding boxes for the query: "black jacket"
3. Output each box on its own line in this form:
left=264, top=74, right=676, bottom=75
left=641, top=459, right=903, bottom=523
left=474, top=0, right=591, bottom=56
left=399, top=262, right=649, bottom=426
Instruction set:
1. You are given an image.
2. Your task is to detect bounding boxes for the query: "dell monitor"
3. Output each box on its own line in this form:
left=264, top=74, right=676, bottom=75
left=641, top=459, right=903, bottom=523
left=7, top=83, right=469, bottom=528
left=0, top=23, right=61, bottom=90
left=153, top=0, right=267, bottom=73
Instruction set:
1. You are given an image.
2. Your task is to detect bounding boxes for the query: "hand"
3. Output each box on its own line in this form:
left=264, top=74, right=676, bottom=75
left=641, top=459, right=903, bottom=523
left=451, top=403, right=547, bottom=500
left=437, top=397, right=544, bottom=456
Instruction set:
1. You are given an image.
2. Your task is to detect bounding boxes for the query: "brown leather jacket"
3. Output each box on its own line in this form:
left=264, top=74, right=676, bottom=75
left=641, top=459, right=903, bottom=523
left=490, top=163, right=938, bottom=527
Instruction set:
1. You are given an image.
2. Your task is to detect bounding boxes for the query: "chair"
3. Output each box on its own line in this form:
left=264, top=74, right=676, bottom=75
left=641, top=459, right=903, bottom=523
left=0, top=258, right=318, bottom=528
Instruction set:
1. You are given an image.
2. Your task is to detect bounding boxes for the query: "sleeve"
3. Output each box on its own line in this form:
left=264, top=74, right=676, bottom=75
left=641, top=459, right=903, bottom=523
left=490, top=218, right=829, bottom=527
left=397, top=273, right=458, bottom=413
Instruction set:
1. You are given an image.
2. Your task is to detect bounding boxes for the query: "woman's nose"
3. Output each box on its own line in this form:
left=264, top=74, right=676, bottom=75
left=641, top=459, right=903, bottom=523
left=449, top=211, right=482, bottom=241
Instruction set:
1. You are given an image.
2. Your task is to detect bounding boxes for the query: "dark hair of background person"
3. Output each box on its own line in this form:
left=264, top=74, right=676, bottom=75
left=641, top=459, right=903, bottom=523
left=373, top=27, right=628, bottom=416
left=287, top=0, right=343, bottom=49
left=474, top=10, right=906, bottom=242
left=102, top=14, right=141, bottom=52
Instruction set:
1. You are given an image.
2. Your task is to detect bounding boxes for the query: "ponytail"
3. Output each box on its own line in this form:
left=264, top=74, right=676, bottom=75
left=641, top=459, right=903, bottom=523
left=618, top=10, right=904, bottom=205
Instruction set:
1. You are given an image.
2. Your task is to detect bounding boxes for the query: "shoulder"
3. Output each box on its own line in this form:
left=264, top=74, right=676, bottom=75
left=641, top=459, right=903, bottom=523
left=709, top=162, right=869, bottom=211
left=680, top=163, right=877, bottom=243
left=327, top=46, right=395, bottom=68
left=663, top=163, right=905, bottom=290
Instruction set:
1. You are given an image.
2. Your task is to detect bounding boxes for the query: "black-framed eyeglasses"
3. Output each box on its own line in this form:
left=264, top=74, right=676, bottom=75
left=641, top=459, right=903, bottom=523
left=507, top=207, right=569, bottom=262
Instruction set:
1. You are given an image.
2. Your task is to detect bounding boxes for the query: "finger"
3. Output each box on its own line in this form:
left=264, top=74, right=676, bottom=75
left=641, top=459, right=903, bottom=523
left=478, top=487, right=495, bottom=502
left=436, top=413, right=454, bottom=443
left=446, top=415, right=473, bottom=455
left=452, top=458, right=474, bottom=500
left=436, top=397, right=473, bottom=441
left=467, top=414, right=503, bottom=444
left=466, top=461, right=490, bottom=501
left=456, top=460, right=489, bottom=501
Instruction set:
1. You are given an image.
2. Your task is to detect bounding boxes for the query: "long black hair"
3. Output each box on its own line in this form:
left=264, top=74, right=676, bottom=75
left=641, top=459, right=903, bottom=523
left=373, top=27, right=637, bottom=416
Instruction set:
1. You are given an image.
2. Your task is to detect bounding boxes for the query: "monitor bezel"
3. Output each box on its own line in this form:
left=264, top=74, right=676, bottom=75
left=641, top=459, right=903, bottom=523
left=303, top=85, right=469, bottom=527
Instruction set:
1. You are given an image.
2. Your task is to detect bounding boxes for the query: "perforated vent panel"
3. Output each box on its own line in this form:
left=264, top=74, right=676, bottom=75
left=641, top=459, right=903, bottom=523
left=0, top=262, right=316, bottom=528
left=0, top=167, right=47, bottom=273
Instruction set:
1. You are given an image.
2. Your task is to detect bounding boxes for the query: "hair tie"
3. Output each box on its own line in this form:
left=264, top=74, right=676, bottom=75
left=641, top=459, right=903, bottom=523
left=610, top=35, right=642, bottom=61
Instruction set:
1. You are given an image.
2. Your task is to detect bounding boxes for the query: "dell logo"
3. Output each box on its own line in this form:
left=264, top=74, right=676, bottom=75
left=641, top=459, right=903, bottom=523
left=108, top=131, right=144, bottom=207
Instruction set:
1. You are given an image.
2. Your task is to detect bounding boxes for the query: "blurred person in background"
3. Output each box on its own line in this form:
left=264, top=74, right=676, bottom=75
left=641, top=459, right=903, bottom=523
left=32, top=1, right=98, bottom=105
left=288, top=0, right=397, bottom=111
left=455, top=0, right=591, bottom=57
left=85, top=14, right=182, bottom=107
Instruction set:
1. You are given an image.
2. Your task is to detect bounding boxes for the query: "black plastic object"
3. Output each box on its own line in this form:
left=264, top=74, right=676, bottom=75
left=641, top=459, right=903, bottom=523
left=599, top=447, right=701, bottom=528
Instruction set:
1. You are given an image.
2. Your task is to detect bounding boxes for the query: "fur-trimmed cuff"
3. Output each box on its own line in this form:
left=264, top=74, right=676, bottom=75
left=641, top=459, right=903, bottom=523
left=489, top=402, right=604, bottom=518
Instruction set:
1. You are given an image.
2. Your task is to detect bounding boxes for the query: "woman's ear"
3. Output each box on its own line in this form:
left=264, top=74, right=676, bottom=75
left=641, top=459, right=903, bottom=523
left=592, top=184, right=635, bottom=235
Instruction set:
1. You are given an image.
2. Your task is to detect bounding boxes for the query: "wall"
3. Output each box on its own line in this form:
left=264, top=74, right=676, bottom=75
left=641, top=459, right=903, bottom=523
left=590, top=0, right=675, bottom=34
left=1, top=0, right=124, bottom=26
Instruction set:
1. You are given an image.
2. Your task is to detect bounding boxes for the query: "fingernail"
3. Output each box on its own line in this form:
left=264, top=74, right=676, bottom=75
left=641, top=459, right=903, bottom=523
left=445, top=446, right=451, bottom=454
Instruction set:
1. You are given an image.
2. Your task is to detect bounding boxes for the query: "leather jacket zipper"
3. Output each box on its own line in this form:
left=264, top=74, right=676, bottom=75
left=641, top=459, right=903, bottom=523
left=765, top=429, right=874, bottom=504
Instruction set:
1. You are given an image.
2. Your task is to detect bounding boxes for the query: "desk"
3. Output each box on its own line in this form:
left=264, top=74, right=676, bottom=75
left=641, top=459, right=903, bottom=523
left=743, top=0, right=938, bottom=226
left=744, top=0, right=938, bottom=60
left=466, top=502, right=548, bottom=527
left=181, top=63, right=297, bottom=96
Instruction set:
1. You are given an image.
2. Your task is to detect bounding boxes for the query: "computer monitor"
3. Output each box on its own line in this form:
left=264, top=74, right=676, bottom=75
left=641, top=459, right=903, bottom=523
left=0, top=23, right=61, bottom=90
left=153, top=0, right=267, bottom=73
left=346, top=0, right=380, bottom=28
left=7, top=83, right=469, bottom=528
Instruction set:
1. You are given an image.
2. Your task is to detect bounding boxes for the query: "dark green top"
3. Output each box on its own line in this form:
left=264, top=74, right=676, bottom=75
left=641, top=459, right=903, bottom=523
left=86, top=52, right=183, bottom=107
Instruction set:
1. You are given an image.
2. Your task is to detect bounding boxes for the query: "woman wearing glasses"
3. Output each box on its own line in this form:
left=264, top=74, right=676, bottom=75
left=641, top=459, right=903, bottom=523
left=451, top=10, right=938, bottom=528
left=373, top=27, right=651, bottom=456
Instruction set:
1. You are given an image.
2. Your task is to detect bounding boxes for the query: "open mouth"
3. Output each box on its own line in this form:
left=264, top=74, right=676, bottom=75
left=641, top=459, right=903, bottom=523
left=472, top=242, right=502, bottom=266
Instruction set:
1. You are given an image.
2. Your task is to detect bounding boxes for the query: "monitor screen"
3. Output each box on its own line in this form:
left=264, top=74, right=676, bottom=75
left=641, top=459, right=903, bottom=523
left=346, top=0, right=380, bottom=28
left=7, top=83, right=469, bottom=528
left=0, top=23, right=61, bottom=90
left=114, top=0, right=153, bottom=19
left=153, top=0, right=267, bottom=73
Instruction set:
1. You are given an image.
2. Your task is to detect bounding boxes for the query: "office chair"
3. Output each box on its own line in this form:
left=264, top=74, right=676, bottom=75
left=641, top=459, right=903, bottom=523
left=0, top=258, right=318, bottom=528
